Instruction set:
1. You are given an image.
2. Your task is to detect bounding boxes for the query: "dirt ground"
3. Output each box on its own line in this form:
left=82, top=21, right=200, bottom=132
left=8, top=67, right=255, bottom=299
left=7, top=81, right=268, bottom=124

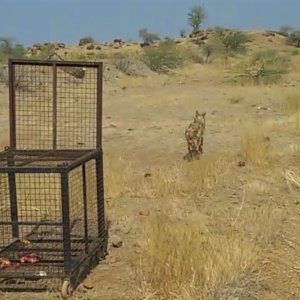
left=1, top=33, right=300, bottom=299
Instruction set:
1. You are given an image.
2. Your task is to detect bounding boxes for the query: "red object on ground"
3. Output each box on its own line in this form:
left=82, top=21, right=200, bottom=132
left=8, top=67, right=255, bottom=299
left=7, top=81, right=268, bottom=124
left=0, top=258, right=11, bottom=269
left=19, top=253, right=41, bottom=264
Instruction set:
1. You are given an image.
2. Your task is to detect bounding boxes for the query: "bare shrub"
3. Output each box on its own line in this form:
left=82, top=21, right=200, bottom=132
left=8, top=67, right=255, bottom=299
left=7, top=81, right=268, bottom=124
left=142, top=40, right=184, bottom=73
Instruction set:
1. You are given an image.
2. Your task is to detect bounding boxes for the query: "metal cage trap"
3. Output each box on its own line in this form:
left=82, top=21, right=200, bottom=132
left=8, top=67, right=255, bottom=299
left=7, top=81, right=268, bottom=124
left=0, top=59, right=107, bottom=298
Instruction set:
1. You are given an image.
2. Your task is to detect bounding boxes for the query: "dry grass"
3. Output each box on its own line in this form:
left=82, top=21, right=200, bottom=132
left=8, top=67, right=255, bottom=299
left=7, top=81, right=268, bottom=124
left=284, top=169, right=300, bottom=194
left=136, top=193, right=285, bottom=300
left=0, top=130, right=8, bottom=150
left=240, top=125, right=272, bottom=167
left=137, top=212, right=261, bottom=300
left=281, top=92, right=300, bottom=115
left=104, top=155, right=134, bottom=202
left=103, top=151, right=234, bottom=204
left=236, top=203, right=285, bottom=248
left=245, top=180, right=271, bottom=196
left=145, top=150, right=233, bottom=199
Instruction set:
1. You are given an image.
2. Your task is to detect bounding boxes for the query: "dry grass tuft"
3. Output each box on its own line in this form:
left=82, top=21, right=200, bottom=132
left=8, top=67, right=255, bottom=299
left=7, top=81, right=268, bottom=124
left=236, top=203, right=285, bottom=248
left=240, top=125, right=271, bottom=167
left=245, top=180, right=271, bottom=196
left=0, top=130, right=8, bottom=150
left=137, top=213, right=260, bottom=300
left=104, top=155, right=133, bottom=202
left=146, top=150, right=233, bottom=199
left=281, top=92, right=300, bottom=115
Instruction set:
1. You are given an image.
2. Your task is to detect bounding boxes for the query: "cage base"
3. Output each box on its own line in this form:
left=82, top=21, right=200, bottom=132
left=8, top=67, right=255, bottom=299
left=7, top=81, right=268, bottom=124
left=0, top=234, right=108, bottom=296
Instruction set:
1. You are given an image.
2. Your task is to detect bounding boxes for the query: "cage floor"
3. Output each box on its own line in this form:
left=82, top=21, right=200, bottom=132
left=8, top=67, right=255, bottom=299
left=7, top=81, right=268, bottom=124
left=0, top=236, right=93, bottom=278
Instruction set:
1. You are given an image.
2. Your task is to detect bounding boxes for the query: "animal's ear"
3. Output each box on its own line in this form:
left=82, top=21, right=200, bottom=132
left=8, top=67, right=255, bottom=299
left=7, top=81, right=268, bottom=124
left=195, top=110, right=200, bottom=116
left=202, top=112, right=206, bottom=117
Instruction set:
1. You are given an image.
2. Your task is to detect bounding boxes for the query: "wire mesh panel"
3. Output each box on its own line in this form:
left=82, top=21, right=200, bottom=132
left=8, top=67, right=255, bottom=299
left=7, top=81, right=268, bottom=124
left=86, top=160, right=99, bottom=238
left=0, top=149, right=106, bottom=284
left=9, top=59, right=103, bottom=151
left=0, top=171, right=64, bottom=277
left=0, top=59, right=106, bottom=296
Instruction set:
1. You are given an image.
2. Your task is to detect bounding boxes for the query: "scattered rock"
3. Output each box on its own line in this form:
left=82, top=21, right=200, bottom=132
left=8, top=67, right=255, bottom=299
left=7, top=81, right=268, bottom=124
left=86, top=43, right=95, bottom=50
left=83, top=278, right=94, bottom=290
left=57, top=42, right=65, bottom=48
left=79, top=38, right=93, bottom=46
left=127, top=128, right=134, bottom=131
left=95, top=45, right=102, bottom=50
left=238, top=161, right=246, bottom=167
left=257, top=106, right=271, bottom=111
left=144, top=173, right=151, bottom=178
left=139, top=210, right=150, bottom=217
left=32, top=43, right=43, bottom=50
left=112, top=241, right=123, bottom=248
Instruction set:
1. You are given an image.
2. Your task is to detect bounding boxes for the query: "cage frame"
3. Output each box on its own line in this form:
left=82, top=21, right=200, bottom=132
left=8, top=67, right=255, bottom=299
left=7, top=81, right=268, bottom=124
left=8, top=58, right=103, bottom=151
left=0, top=58, right=107, bottom=298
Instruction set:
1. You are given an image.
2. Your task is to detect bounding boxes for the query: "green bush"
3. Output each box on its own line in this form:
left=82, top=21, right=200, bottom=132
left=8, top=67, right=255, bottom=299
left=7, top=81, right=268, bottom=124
left=232, top=49, right=290, bottom=85
left=139, top=28, right=160, bottom=44
left=0, top=37, right=26, bottom=63
left=112, top=52, right=138, bottom=74
left=278, top=25, right=293, bottom=37
left=179, top=29, right=187, bottom=38
left=286, top=31, right=300, bottom=47
left=79, top=36, right=95, bottom=44
left=214, top=30, right=249, bottom=64
left=142, top=40, right=183, bottom=73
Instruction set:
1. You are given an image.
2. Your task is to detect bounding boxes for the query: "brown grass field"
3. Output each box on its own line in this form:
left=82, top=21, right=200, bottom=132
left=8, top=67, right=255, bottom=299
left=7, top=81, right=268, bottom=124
left=1, top=31, right=300, bottom=299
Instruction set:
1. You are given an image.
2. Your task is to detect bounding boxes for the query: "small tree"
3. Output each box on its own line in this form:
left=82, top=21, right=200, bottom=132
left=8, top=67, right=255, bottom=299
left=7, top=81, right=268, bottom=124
left=287, top=31, right=300, bottom=47
left=139, top=28, right=160, bottom=44
left=278, top=25, right=293, bottom=36
left=180, top=29, right=187, bottom=38
left=0, top=37, right=25, bottom=63
left=201, top=43, right=219, bottom=63
left=188, top=6, right=205, bottom=34
left=215, top=30, right=249, bottom=65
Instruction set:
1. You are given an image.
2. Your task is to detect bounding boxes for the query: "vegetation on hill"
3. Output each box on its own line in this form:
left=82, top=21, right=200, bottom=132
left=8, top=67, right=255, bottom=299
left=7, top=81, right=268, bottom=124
left=0, top=37, right=26, bottom=63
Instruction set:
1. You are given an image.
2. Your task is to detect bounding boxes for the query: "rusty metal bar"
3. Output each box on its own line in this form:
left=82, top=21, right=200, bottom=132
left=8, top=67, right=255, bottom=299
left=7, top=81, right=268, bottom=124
left=60, top=172, right=72, bottom=273
left=0, top=166, right=67, bottom=173
left=96, top=63, right=103, bottom=149
left=82, top=164, right=89, bottom=253
left=8, top=59, right=16, bottom=149
left=53, top=63, right=57, bottom=149
left=9, top=58, right=101, bottom=67
left=8, top=173, right=19, bottom=238
left=66, top=149, right=100, bottom=171
left=95, top=152, right=105, bottom=238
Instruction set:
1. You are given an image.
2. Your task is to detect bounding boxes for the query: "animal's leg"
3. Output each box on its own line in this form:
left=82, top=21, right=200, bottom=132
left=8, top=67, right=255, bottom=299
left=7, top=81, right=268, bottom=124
left=199, top=136, right=204, bottom=154
left=187, top=141, right=192, bottom=154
